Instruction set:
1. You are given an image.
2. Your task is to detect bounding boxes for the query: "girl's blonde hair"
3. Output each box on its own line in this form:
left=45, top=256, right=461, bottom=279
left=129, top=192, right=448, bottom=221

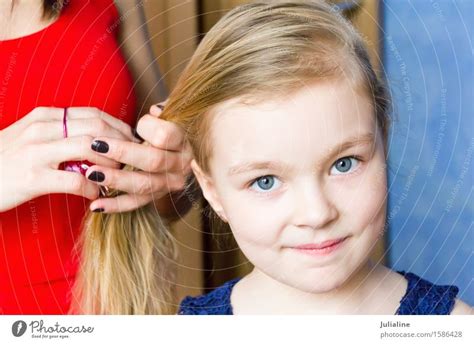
left=70, top=189, right=177, bottom=314
left=162, top=0, right=391, bottom=172
left=71, top=0, right=391, bottom=314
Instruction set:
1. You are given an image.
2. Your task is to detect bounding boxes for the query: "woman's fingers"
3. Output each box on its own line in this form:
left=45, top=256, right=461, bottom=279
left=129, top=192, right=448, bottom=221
left=22, top=107, right=135, bottom=141
left=149, top=101, right=167, bottom=116
left=67, top=107, right=139, bottom=143
left=89, top=136, right=192, bottom=174
left=22, top=118, right=134, bottom=144
left=89, top=192, right=153, bottom=213
left=65, top=118, right=132, bottom=141
left=41, top=169, right=100, bottom=200
left=20, top=107, right=140, bottom=143
left=84, top=164, right=186, bottom=195
left=136, top=114, right=187, bottom=151
left=40, top=136, right=121, bottom=169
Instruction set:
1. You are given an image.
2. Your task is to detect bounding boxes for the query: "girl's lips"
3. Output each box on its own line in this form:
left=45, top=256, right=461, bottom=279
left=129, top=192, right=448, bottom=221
left=290, top=237, right=348, bottom=256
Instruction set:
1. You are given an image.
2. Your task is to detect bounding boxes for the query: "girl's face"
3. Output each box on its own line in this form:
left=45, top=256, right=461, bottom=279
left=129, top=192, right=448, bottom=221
left=192, top=78, right=388, bottom=293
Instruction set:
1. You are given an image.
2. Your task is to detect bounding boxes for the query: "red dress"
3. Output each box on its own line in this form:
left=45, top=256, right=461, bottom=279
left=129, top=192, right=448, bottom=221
left=0, top=0, right=137, bottom=314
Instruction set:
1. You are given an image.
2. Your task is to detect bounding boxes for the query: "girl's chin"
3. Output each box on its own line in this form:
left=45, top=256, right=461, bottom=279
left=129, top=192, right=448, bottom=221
left=274, top=273, right=350, bottom=294
left=282, top=262, right=371, bottom=294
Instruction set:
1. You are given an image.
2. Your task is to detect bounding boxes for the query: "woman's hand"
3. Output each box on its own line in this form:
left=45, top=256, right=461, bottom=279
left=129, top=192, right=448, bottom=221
left=0, top=107, right=138, bottom=212
left=85, top=104, right=193, bottom=214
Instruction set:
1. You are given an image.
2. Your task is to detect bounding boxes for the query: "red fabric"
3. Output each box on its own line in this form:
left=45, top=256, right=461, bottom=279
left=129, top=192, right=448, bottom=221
left=0, top=0, right=137, bottom=314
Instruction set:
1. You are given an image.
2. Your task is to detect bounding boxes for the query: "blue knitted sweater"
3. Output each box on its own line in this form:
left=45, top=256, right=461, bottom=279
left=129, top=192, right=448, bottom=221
left=178, top=271, right=459, bottom=315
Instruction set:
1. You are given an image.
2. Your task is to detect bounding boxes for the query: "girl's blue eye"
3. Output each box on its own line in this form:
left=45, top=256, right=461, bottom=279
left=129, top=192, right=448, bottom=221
left=250, top=175, right=280, bottom=192
left=331, top=156, right=360, bottom=175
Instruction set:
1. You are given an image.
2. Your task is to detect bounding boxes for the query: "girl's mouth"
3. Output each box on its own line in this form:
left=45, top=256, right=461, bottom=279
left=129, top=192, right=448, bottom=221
left=290, top=237, right=348, bottom=256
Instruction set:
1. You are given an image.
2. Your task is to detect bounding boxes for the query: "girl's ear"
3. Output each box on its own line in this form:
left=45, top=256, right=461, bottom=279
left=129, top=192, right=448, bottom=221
left=190, top=159, right=228, bottom=222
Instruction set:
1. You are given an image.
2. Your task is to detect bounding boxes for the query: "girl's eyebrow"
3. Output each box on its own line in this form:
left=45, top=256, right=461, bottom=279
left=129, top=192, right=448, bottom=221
left=324, top=132, right=375, bottom=159
left=228, top=161, right=289, bottom=176
left=227, top=132, right=375, bottom=176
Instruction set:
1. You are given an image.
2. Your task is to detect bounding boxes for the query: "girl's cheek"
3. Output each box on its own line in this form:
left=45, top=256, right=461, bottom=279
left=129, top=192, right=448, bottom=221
left=348, top=167, right=387, bottom=230
left=364, top=163, right=388, bottom=204
left=348, top=180, right=386, bottom=213
left=226, top=198, right=287, bottom=240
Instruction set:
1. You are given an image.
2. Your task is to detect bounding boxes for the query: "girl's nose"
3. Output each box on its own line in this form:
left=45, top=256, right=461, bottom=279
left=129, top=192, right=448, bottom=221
left=291, top=181, right=339, bottom=230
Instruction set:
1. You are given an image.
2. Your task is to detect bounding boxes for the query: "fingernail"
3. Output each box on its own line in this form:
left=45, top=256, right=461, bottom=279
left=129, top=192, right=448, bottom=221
left=88, top=171, right=105, bottom=182
left=92, top=208, right=104, bottom=213
left=91, top=140, right=109, bottom=153
left=131, top=127, right=144, bottom=142
left=156, top=104, right=164, bottom=111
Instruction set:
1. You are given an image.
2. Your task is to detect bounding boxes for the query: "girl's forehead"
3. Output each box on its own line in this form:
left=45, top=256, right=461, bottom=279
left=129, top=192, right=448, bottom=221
left=207, top=79, right=378, bottom=170
left=210, top=79, right=375, bottom=139
left=212, top=77, right=370, bottom=117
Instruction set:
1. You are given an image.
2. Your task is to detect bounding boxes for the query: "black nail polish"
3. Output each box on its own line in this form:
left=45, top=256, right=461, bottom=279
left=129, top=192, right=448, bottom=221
left=88, top=171, right=105, bottom=182
left=92, top=208, right=104, bottom=213
left=131, top=127, right=144, bottom=142
left=91, top=140, right=109, bottom=153
left=156, top=104, right=164, bottom=110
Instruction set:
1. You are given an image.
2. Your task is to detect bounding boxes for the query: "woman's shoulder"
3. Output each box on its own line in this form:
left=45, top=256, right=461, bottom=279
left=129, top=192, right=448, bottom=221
left=178, top=278, right=240, bottom=315
left=396, top=271, right=468, bottom=315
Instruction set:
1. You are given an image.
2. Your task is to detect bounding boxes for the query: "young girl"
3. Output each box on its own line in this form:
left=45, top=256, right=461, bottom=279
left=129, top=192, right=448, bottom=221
left=162, top=0, right=471, bottom=314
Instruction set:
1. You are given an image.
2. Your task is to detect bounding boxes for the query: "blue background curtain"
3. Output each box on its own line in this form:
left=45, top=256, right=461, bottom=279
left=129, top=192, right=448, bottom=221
left=382, top=0, right=473, bottom=304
